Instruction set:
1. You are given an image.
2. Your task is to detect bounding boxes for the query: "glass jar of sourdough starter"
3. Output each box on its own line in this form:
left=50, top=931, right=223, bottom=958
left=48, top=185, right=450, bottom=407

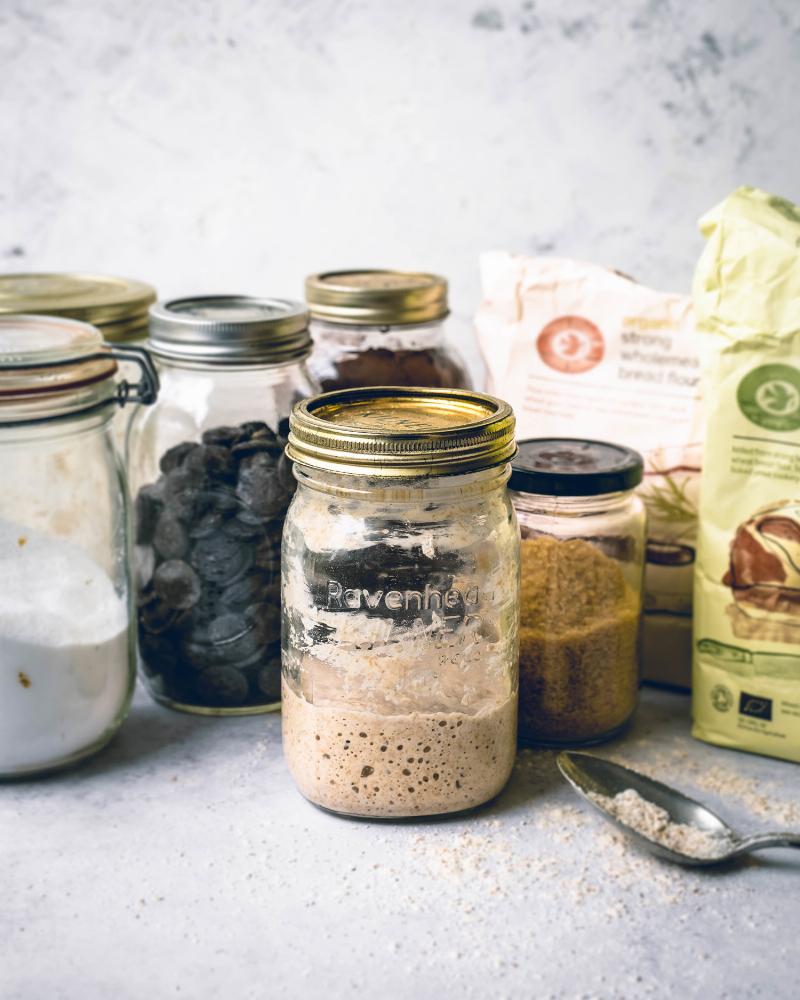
left=305, top=270, right=472, bottom=391
left=0, top=315, right=157, bottom=778
left=509, top=439, right=646, bottom=746
left=127, top=296, right=318, bottom=715
left=0, top=273, right=157, bottom=449
left=282, top=387, right=519, bottom=818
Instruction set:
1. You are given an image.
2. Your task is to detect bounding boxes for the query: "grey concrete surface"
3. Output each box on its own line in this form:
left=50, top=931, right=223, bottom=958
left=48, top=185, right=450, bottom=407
left=2, top=685, right=798, bottom=999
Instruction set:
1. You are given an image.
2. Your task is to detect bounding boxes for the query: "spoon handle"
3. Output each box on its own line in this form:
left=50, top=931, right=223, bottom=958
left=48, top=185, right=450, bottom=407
left=733, top=832, right=800, bottom=855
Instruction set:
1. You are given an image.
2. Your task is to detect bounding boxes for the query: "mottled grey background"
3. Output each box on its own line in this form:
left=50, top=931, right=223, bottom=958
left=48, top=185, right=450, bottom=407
left=2, top=0, right=798, bottom=338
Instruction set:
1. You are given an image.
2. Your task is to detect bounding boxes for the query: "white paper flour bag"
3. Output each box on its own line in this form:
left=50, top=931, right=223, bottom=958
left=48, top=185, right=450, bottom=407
left=476, top=254, right=704, bottom=686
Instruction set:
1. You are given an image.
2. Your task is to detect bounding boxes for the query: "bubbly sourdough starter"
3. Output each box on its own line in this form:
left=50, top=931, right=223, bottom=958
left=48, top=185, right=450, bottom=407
left=281, top=473, right=520, bottom=817
left=282, top=679, right=517, bottom=817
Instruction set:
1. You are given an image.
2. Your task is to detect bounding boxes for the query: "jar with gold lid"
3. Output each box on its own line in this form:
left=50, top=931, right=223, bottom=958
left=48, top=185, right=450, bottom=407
left=0, top=273, right=157, bottom=447
left=0, top=314, right=157, bottom=778
left=305, top=270, right=472, bottom=391
left=282, top=387, right=519, bottom=818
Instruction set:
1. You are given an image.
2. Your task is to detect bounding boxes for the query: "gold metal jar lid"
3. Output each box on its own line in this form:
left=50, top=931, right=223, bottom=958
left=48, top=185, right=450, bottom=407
left=0, top=273, right=156, bottom=342
left=287, top=387, right=516, bottom=477
left=305, top=270, right=449, bottom=326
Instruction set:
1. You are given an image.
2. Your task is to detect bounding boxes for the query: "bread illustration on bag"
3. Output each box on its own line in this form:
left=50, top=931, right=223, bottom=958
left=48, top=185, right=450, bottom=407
left=692, top=187, right=800, bottom=763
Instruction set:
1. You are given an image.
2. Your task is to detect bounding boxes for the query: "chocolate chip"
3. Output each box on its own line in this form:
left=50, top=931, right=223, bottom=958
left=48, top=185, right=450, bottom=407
left=188, top=510, right=224, bottom=540
left=135, top=483, right=164, bottom=544
left=201, top=425, right=240, bottom=448
left=190, top=532, right=253, bottom=585
left=237, top=420, right=272, bottom=440
left=163, top=468, right=205, bottom=521
left=207, top=486, right=240, bottom=514
left=196, top=665, right=249, bottom=707
left=138, top=630, right=179, bottom=675
left=159, top=442, right=197, bottom=474
left=237, top=453, right=293, bottom=519
left=256, top=654, right=282, bottom=699
left=153, top=512, right=190, bottom=561
left=220, top=571, right=273, bottom=611
left=153, top=560, right=202, bottom=611
left=139, top=596, right=180, bottom=636
left=184, top=444, right=235, bottom=482
left=222, top=514, right=266, bottom=541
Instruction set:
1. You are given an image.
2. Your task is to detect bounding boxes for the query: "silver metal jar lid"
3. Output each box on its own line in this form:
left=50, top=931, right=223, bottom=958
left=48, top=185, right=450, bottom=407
left=148, top=296, right=312, bottom=364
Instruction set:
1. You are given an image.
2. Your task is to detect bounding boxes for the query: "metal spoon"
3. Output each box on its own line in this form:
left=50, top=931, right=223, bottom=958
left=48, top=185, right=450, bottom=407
left=557, top=750, right=800, bottom=867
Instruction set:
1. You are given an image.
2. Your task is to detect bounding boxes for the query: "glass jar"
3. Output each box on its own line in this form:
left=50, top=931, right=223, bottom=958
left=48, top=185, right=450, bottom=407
left=510, top=439, right=646, bottom=746
left=282, top=387, right=519, bottom=819
left=305, top=270, right=472, bottom=391
left=127, top=295, right=319, bottom=715
left=0, top=315, right=158, bottom=778
left=0, top=273, right=157, bottom=450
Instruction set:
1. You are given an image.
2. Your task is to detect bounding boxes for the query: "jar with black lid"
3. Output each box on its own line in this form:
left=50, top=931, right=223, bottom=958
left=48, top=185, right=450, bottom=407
left=305, top=270, right=472, bottom=391
left=509, top=439, right=646, bottom=745
left=127, top=296, right=319, bottom=715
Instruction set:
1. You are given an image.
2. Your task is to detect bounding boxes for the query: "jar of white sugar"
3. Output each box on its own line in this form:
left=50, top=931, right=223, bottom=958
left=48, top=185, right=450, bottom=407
left=282, top=387, right=520, bottom=818
left=0, top=315, right=158, bottom=778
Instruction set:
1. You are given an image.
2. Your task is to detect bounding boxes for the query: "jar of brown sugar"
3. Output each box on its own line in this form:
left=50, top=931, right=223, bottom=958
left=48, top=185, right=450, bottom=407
left=304, top=270, right=472, bottom=392
left=510, top=439, right=646, bottom=746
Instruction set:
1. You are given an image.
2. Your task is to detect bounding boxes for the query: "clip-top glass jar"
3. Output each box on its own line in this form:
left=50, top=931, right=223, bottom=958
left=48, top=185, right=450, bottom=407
left=0, top=315, right=158, bottom=778
left=0, top=273, right=157, bottom=448
left=510, top=439, right=646, bottom=746
left=127, top=296, right=319, bottom=715
left=282, top=387, right=519, bottom=818
left=305, top=270, right=472, bottom=391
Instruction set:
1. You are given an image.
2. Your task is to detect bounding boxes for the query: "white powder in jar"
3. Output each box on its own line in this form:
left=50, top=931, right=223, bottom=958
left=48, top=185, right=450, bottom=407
left=0, top=520, right=131, bottom=775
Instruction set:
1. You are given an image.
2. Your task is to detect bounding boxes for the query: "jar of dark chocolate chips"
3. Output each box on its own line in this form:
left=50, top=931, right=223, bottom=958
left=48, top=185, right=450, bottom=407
left=127, top=296, right=319, bottom=715
left=305, top=270, right=472, bottom=392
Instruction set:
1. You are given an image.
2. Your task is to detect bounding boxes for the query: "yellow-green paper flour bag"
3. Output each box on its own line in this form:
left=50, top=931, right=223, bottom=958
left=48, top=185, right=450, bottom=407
left=693, top=186, right=800, bottom=762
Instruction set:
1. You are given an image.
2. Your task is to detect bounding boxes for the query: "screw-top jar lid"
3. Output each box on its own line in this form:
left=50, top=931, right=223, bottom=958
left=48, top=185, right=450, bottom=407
left=148, top=296, right=311, bottom=364
left=0, top=273, right=156, bottom=343
left=0, top=315, right=118, bottom=410
left=509, top=438, right=644, bottom=496
left=287, top=386, right=516, bottom=477
left=305, top=270, right=449, bottom=326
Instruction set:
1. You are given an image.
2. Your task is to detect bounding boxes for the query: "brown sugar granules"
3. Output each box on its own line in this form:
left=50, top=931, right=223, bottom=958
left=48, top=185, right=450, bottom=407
left=519, top=535, right=640, bottom=744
